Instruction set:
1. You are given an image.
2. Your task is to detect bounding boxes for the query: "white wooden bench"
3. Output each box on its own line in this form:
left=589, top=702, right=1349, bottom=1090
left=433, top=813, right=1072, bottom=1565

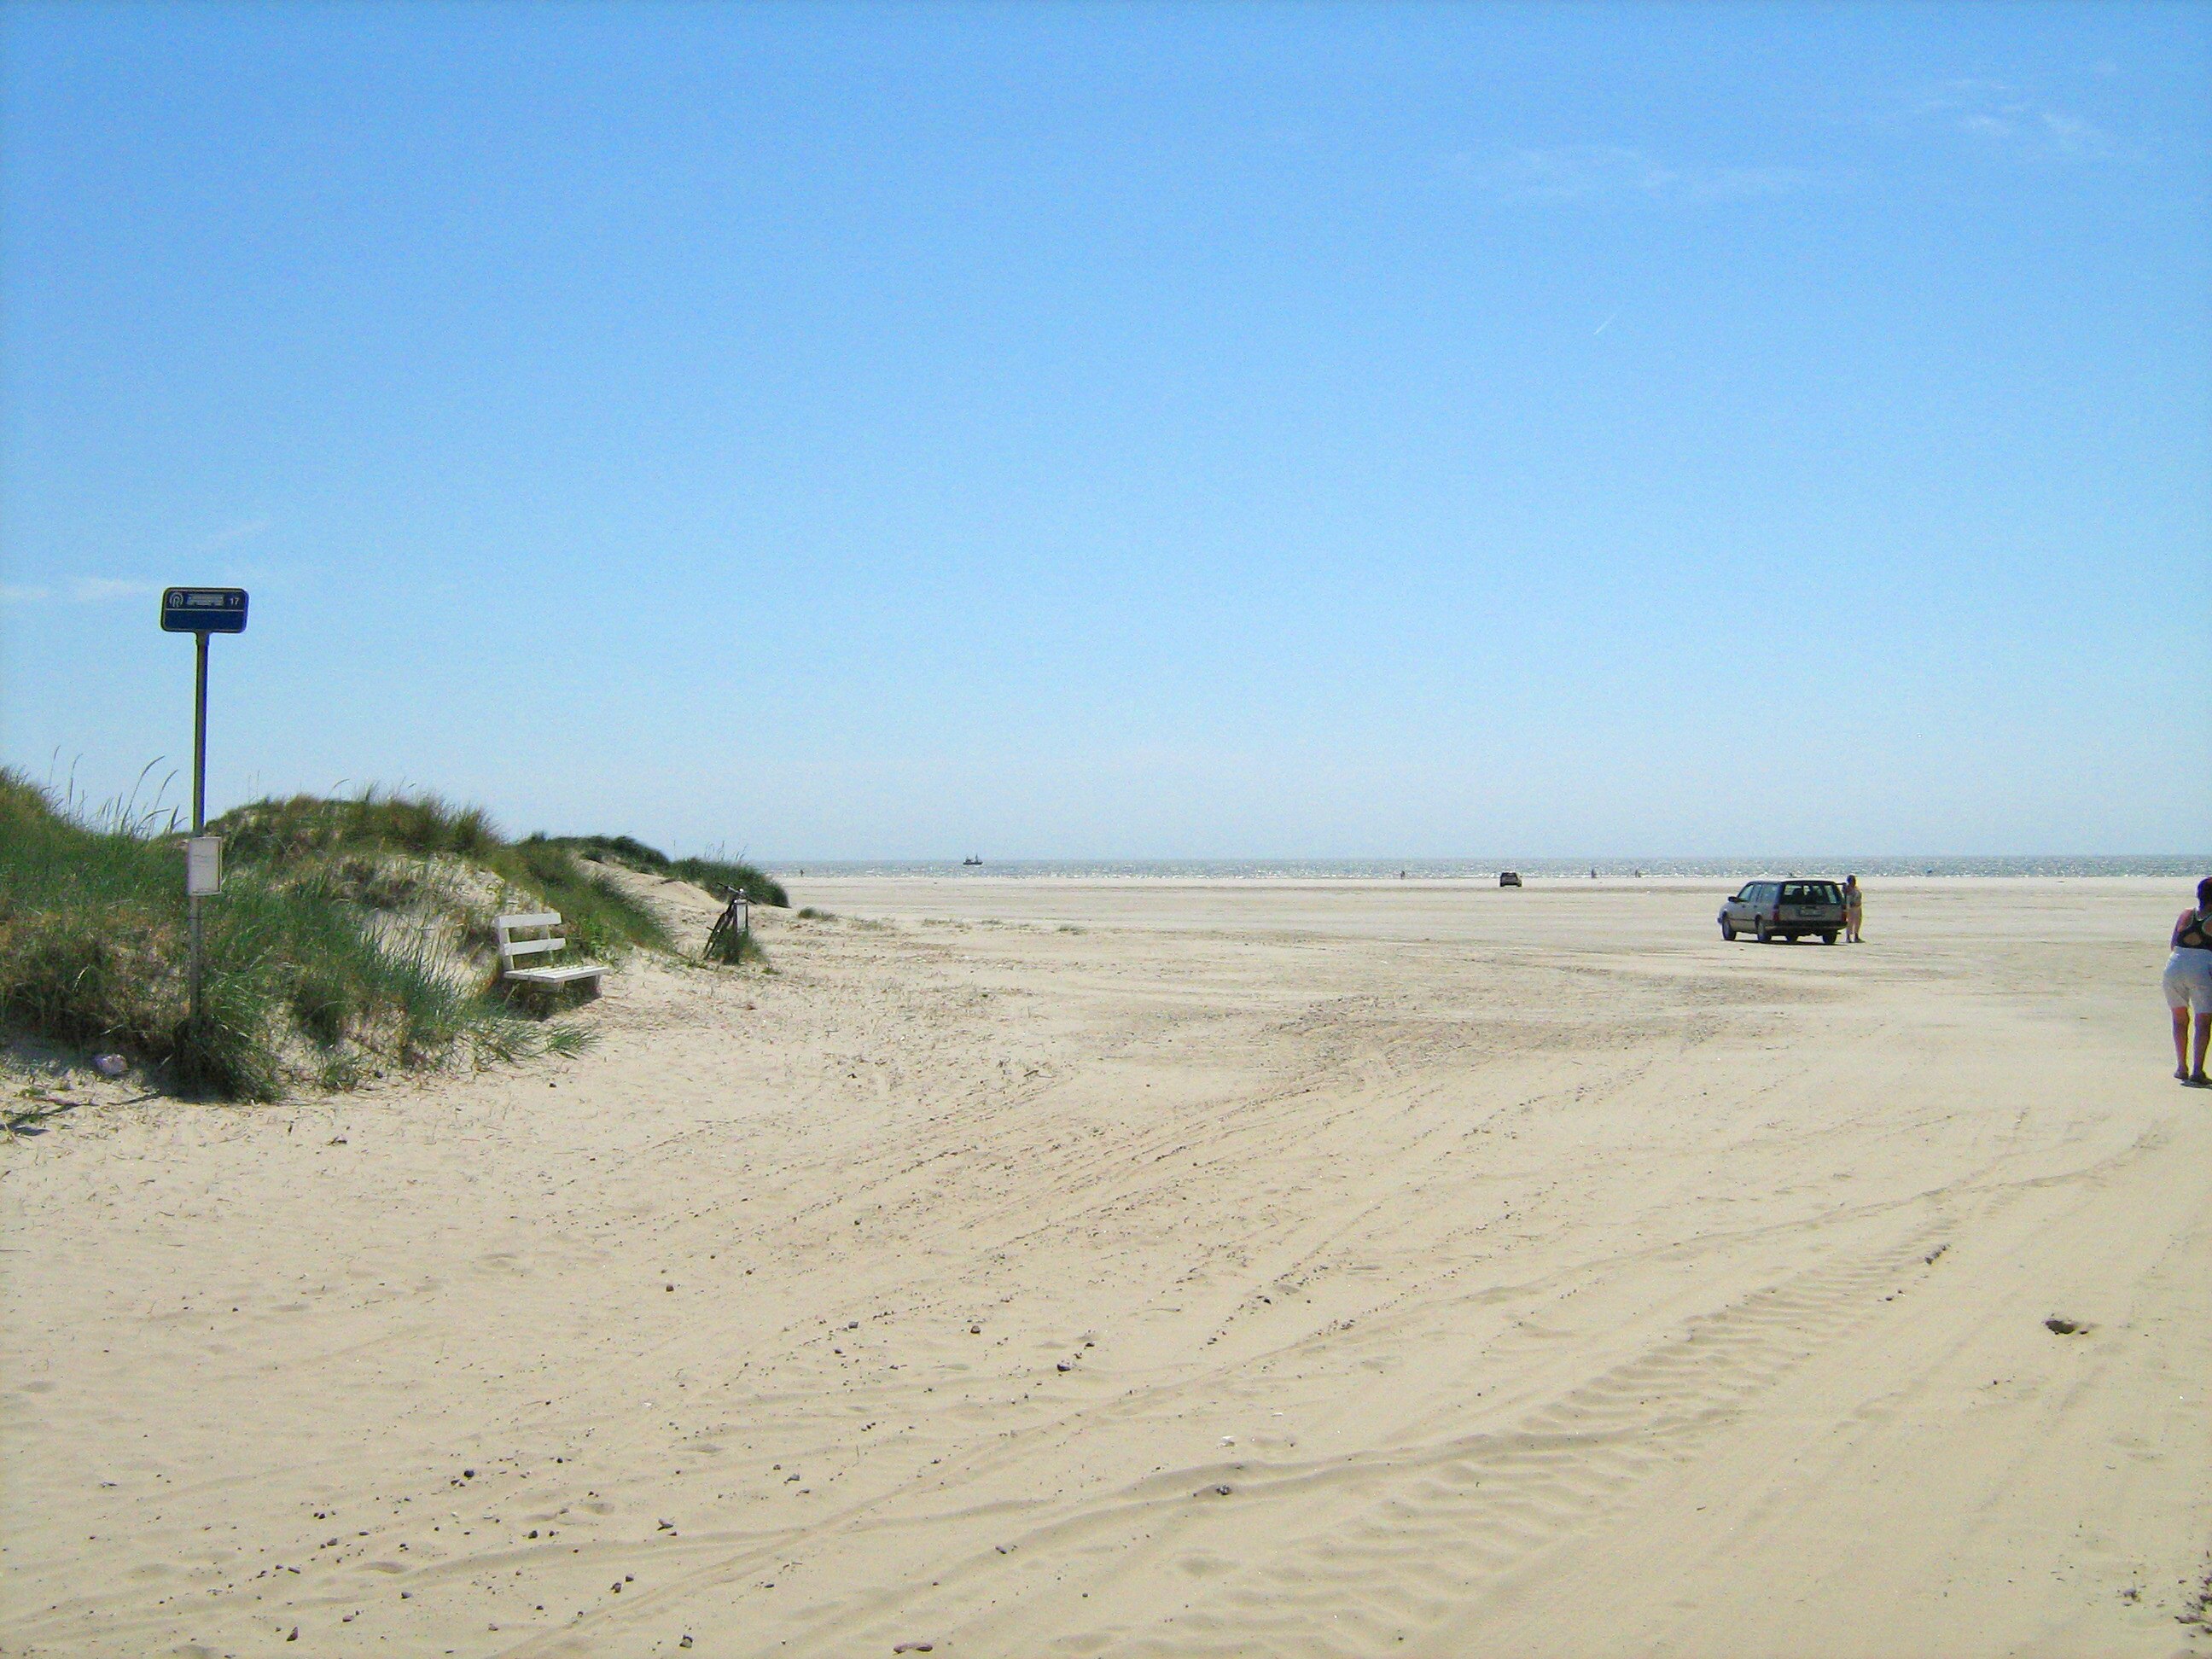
left=493, top=911, right=608, bottom=1000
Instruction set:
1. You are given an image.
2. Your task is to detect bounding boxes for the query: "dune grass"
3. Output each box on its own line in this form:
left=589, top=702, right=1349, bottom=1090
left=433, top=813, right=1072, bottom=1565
left=541, top=833, right=788, bottom=908
left=0, top=775, right=602, bottom=1100
left=216, top=793, right=675, bottom=958
left=213, top=789, right=503, bottom=863
left=496, top=837, right=672, bottom=958
left=702, top=918, right=768, bottom=966
left=2, top=775, right=787, bottom=1100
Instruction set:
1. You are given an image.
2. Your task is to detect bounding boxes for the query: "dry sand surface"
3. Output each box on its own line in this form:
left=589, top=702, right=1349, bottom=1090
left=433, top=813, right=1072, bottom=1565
left=4, top=876, right=2209, bottom=1658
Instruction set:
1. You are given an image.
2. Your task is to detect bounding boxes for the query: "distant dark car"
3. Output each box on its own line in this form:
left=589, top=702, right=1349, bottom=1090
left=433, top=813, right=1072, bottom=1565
left=1499, top=870, right=1522, bottom=888
left=1720, top=879, right=1844, bottom=944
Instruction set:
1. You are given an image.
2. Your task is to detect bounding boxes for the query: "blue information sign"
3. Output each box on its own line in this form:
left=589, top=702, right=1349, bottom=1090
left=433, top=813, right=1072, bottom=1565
left=160, top=588, right=248, bottom=633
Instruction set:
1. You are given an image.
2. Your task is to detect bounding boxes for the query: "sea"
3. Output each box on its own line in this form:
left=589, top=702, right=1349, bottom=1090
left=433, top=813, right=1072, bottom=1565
left=772, top=856, right=2207, bottom=881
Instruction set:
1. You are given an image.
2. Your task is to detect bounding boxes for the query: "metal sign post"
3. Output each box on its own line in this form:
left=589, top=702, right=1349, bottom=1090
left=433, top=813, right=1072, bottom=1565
left=162, top=588, right=248, bottom=1028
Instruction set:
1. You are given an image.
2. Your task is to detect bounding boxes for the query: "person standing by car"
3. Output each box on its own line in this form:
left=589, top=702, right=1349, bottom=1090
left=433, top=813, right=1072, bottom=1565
left=1843, top=875, right=1865, bottom=943
left=2164, top=876, right=2212, bottom=1086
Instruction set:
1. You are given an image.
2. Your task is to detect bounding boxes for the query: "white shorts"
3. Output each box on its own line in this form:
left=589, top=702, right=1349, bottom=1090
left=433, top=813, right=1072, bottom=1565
left=2165, top=949, right=2212, bottom=1014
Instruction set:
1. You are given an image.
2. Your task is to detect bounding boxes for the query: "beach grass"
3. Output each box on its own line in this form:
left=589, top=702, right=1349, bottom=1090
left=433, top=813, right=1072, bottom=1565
left=498, top=836, right=672, bottom=958
left=0, top=773, right=628, bottom=1101
left=215, top=793, right=677, bottom=957
left=702, top=917, right=768, bottom=966
left=543, top=832, right=789, bottom=909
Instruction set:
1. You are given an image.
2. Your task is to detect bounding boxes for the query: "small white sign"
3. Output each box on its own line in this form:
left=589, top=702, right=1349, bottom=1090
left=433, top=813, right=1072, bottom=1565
left=186, top=835, right=223, bottom=897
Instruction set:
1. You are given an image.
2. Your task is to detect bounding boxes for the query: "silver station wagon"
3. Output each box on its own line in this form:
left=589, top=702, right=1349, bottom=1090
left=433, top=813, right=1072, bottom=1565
left=1720, top=879, right=1845, bottom=944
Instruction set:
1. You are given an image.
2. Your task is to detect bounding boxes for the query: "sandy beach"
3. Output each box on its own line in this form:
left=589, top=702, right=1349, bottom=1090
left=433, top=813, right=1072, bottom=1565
left=3, top=875, right=2208, bottom=1658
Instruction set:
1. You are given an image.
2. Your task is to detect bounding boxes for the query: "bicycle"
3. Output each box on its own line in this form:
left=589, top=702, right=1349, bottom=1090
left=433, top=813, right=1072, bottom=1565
left=703, top=888, right=752, bottom=963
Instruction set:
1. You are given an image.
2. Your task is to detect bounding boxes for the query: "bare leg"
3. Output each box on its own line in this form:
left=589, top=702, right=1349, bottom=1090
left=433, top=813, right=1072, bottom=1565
left=2177, top=1008, right=2194, bottom=1078
left=2194, top=1011, right=2211, bottom=1082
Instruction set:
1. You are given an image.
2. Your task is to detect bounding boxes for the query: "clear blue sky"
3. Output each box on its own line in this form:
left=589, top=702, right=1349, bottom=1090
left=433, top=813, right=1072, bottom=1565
left=3, top=3, right=2206, bottom=859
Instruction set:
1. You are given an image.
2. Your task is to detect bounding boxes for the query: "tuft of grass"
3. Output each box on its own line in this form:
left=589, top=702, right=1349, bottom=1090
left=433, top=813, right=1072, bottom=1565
left=171, top=971, right=284, bottom=1103
left=2, top=772, right=191, bottom=1057
left=542, top=1024, right=598, bottom=1058
left=703, top=922, right=768, bottom=967
left=795, top=906, right=834, bottom=921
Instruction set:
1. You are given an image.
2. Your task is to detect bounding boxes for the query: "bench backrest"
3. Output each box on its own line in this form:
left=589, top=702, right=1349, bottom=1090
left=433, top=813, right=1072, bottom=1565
left=494, top=911, right=567, bottom=972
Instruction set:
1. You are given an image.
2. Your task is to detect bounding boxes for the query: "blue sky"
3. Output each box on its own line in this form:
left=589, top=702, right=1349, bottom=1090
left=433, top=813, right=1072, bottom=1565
left=3, top=2, right=2206, bottom=859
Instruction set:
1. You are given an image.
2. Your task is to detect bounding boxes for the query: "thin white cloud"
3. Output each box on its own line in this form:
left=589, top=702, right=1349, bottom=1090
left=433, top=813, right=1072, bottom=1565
left=1912, top=79, right=2116, bottom=161
left=200, top=515, right=272, bottom=550
left=3, top=521, right=276, bottom=609
left=4, top=573, right=281, bottom=605
left=70, top=577, right=166, bottom=602
left=1459, top=146, right=1812, bottom=205
left=2034, top=110, right=2114, bottom=160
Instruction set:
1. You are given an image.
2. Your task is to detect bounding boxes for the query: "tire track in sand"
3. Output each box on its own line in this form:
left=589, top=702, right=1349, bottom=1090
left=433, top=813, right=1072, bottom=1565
left=986, top=1216, right=1954, bottom=1659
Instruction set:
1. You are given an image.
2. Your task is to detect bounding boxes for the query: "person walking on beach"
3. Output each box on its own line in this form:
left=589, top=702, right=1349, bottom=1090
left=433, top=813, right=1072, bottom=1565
left=1843, top=875, right=1865, bottom=943
left=2165, top=876, right=2212, bottom=1086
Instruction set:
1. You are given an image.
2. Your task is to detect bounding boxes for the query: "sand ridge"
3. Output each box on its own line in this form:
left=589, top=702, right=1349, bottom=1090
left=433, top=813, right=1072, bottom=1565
left=3, top=877, right=2207, bottom=1656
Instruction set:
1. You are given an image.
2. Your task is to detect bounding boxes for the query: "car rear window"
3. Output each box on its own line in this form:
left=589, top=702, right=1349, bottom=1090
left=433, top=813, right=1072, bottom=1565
left=1781, top=882, right=1840, bottom=904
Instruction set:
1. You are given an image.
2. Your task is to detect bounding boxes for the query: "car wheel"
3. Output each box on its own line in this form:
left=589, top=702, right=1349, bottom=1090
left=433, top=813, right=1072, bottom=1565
left=1720, top=920, right=1736, bottom=940
left=1756, top=924, right=1773, bottom=942
left=1821, top=932, right=1837, bottom=946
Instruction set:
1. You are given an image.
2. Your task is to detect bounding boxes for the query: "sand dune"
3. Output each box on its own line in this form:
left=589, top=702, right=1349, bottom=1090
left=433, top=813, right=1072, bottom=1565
left=3, top=876, right=2207, bottom=1656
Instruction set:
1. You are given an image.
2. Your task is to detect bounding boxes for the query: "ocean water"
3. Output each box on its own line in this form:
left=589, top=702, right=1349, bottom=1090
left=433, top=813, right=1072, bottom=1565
left=775, top=856, right=2209, bottom=882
